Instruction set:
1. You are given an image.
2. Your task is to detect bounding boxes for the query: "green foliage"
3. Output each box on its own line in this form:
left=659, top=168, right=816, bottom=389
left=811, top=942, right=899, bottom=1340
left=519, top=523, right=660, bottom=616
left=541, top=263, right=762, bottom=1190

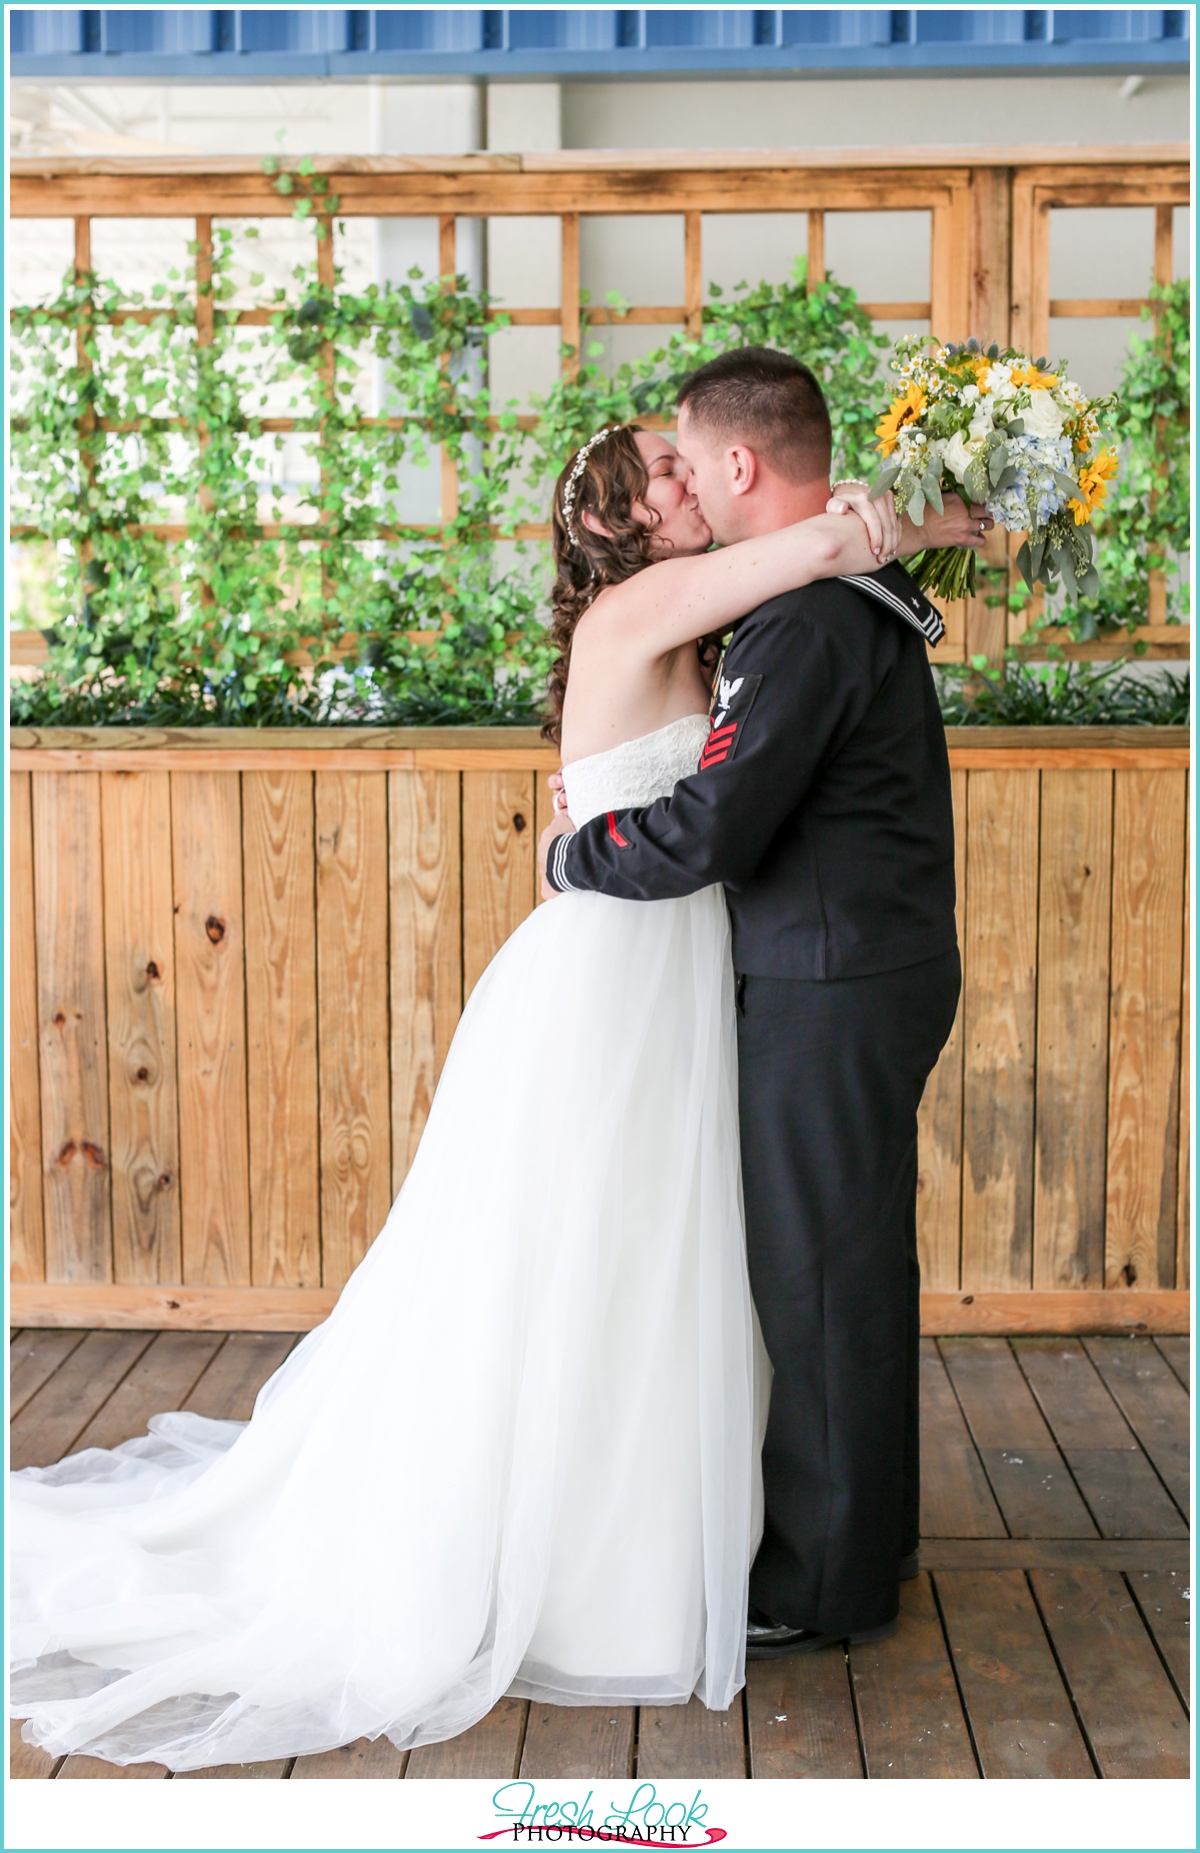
left=1016, top=280, right=1190, bottom=643
left=9, top=218, right=1185, bottom=727
left=10, top=226, right=554, bottom=726
left=524, top=257, right=887, bottom=484
left=936, top=659, right=1189, bottom=727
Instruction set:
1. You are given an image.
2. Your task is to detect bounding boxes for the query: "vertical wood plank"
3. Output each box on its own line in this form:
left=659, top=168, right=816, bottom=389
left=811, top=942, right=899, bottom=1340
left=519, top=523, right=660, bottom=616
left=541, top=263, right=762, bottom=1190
left=462, top=771, right=536, bottom=1001
left=1033, top=771, right=1113, bottom=1290
left=389, top=768, right=462, bottom=1193
left=438, top=214, right=459, bottom=521
left=745, top=1656, right=861, bottom=1778
left=171, top=770, right=251, bottom=1286
left=929, top=203, right=953, bottom=342
left=243, top=770, right=320, bottom=1288
left=965, top=526, right=1013, bottom=669
left=967, top=165, right=1012, bottom=346
left=935, top=1570, right=1094, bottom=1778
left=1028, top=193, right=1051, bottom=365
left=683, top=209, right=703, bottom=339
left=917, top=768, right=966, bottom=1289
left=560, top=211, right=581, bottom=372
left=850, top=1575, right=978, bottom=1778
left=33, top=771, right=112, bottom=1283
left=961, top=770, right=1040, bottom=1290
left=100, top=771, right=182, bottom=1284
left=519, top=1707, right=634, bottom=1779
left=1008, top=177, right=1035, bottom=354
left=806, top=209, right=825, bottom=287
left=10, top=771, right=45, bottom=1281
left=316, top=771, right=392, bottom=1290
left=1106, top=770, right=1186, bottom=1290
left=1177, top=773, right=1190, bottom=1290
left=950, top=182, right=972, bottom=338
left=638, top=1696, right=746, bottom=1779
left=193, top=213, right=214, bottom=348
left=1030, top=1568, right=1189, bottom=1777
left=1153, top=202, right=1174, bottom=288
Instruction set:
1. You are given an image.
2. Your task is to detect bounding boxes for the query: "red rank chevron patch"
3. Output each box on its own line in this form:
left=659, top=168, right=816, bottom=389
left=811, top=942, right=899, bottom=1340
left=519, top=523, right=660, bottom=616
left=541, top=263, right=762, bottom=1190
left=700, top=720, right=737, bottom=770
left=606, top=811, right=629, bottom=846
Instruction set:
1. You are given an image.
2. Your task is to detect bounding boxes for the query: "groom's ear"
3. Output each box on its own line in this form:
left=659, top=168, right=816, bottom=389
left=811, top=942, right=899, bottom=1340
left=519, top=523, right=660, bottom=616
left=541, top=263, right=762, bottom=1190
left=727, top=444, right=758, bottom=498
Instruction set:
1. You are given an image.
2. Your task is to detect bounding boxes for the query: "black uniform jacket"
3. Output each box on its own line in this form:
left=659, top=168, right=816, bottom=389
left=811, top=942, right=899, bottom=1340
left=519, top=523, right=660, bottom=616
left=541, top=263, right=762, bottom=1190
left=545, top=561, right=958, bottom=982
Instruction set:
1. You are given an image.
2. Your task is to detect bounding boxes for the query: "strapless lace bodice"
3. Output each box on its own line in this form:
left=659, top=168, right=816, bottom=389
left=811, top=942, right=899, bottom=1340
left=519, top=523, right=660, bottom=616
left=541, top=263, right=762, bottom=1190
left=561, top=714, right=711, bottom=829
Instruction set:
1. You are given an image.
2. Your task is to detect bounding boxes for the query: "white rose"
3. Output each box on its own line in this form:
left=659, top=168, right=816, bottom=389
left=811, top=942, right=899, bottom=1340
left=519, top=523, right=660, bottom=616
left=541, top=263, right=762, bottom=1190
left=968, top=405, right=995, bottom=444
left=942, top=429, right=975, bottom=483
left=1022, top=389, right=1066, bottom=440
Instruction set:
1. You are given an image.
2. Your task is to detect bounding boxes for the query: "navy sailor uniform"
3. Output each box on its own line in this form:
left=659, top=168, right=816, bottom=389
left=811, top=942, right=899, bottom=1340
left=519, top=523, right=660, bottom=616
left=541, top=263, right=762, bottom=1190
left=546, top=560, right=962, bottom=1636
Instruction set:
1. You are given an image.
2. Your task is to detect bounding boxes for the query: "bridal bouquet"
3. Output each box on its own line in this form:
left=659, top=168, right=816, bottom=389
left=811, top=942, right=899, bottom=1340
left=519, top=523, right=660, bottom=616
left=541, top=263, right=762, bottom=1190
left=869, top=337, right=1119, bottom=602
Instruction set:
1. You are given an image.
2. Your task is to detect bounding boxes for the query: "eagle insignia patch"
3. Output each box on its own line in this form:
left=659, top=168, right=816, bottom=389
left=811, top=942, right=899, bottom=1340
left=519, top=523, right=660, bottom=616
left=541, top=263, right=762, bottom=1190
left=701, top=672, right=762, bottom=771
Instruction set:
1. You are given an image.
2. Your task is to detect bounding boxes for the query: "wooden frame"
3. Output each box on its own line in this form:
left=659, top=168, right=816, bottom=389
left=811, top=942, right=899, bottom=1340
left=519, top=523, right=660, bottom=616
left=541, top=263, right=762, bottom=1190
left=9, top=726, right=1190, bottom=1334
left=10, top=146, right=1190, bottom=668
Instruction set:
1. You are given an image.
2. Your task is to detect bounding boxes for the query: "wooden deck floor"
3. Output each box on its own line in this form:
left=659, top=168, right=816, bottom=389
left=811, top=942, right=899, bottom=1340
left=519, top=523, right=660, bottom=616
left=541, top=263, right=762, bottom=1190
left=9, top=1330, right=1191, bottom=1781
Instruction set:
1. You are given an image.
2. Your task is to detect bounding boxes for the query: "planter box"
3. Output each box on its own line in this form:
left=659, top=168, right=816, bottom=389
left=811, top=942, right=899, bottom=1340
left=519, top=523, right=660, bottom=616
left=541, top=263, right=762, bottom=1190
left=9, top=727, right=1190, bottom=1335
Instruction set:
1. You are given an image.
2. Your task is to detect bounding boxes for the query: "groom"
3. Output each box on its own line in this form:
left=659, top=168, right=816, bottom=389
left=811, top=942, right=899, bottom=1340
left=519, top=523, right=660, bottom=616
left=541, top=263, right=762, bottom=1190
left=538, top=347, right=984, bottom=1656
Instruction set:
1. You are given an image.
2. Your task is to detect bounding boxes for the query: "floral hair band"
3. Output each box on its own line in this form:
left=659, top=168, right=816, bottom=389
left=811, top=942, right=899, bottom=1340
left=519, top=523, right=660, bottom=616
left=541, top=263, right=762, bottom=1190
left=561, top=427, right=618, bottom=546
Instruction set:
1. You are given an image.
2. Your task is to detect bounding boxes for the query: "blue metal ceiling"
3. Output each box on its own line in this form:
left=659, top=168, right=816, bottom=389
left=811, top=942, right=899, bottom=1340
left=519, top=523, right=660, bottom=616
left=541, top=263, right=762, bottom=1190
left=9, top=8, right=1192, bottom=79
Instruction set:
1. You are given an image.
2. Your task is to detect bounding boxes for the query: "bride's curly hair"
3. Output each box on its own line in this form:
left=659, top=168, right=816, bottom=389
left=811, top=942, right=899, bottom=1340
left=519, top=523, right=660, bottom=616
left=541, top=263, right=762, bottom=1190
left=542, top=425, right=662, bottom=747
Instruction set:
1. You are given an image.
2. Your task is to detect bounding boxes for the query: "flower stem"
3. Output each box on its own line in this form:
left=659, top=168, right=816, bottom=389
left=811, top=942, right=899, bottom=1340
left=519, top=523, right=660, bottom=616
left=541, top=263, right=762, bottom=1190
left=907, top=547, right=978, bottom=602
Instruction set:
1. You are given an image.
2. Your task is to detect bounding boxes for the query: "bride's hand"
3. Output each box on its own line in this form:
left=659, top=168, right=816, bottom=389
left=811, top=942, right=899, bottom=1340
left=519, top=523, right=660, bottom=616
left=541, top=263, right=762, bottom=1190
left=826, top=483, right=901, bottom=565
left=548, top=770, right=569, bottom=813
left=538, top=811, right=575, bottom=901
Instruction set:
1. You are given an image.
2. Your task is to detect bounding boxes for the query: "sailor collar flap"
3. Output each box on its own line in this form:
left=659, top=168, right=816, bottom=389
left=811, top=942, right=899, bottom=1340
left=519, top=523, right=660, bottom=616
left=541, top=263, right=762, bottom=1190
left=836, top=570, right=945, bottom=648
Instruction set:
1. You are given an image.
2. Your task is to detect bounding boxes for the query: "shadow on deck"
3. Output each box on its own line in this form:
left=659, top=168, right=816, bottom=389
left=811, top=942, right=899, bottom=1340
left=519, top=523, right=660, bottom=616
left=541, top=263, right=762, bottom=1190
left=9, top=1329, right=1191, bottom=1780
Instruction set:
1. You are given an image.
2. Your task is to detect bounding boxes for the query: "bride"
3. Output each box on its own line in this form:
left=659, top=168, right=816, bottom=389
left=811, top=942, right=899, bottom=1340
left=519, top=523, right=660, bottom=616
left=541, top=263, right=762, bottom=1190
left=11, top=424, right=908, bottom=1771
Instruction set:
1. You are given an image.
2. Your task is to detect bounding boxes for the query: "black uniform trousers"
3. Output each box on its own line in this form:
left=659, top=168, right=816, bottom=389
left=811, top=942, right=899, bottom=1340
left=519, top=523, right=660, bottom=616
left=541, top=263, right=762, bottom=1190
left=737, top=947, right=961, bottom=1636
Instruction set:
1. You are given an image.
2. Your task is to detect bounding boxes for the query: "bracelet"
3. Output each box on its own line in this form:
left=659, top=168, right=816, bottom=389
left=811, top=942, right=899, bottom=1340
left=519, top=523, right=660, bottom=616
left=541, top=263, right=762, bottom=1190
left=831, top=478, right=870, bottom=493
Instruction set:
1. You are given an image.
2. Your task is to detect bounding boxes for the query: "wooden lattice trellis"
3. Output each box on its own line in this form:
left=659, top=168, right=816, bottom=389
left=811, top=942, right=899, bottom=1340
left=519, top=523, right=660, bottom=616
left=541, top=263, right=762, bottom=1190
left=9, top=142, right=1191, bottom=667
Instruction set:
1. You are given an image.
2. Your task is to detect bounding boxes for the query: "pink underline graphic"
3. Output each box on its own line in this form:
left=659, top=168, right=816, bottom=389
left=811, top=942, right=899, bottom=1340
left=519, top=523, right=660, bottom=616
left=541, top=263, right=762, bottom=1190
left=479, top=1829, right=727, bottom=1848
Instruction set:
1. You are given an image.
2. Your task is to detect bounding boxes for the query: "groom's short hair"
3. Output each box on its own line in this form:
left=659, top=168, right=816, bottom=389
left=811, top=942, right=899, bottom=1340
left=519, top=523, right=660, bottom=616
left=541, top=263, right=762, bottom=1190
left=676, top=346, right=832, bottom=486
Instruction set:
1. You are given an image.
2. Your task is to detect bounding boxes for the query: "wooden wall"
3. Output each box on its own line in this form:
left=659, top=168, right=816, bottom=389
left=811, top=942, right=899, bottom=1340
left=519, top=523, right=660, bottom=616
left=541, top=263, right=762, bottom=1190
left=8, top=728, right=1190, bottom=1334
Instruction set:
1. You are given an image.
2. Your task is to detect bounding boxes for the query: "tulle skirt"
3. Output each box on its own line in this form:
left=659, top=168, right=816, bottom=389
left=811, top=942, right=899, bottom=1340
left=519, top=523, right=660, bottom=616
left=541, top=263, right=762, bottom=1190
left=10, top=884, right=766, bottom=1770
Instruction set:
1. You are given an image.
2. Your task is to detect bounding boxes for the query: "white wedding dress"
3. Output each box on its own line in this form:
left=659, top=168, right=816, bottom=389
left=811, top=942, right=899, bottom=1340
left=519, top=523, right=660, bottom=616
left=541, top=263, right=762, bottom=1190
left=10, top=713, right=767, bottom=1772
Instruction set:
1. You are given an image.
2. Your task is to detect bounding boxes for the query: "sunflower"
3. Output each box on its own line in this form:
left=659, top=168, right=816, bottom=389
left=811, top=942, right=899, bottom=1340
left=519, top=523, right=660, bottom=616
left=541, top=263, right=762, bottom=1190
left=1011, top=363, right=1060, bottom=390
left=876, top=382, right=927, bottom=457
left=1068, top=447, right=1119, bottom=525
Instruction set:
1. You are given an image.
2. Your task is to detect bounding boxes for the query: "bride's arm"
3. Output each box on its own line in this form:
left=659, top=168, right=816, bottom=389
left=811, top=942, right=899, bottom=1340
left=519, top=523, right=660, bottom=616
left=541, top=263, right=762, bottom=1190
left=586, top=509, right=889, bottom=661
left=585, top=497, right=989, bottom=662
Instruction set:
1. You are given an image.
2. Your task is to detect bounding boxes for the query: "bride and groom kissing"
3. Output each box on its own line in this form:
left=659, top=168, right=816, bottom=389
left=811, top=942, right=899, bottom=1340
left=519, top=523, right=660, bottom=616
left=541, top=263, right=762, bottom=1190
left=11, top=347, right=991, bottom=1771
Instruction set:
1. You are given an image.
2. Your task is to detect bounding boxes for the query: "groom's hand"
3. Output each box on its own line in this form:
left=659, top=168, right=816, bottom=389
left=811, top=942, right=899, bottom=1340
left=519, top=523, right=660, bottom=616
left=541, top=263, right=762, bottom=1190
left=538, top=810, right=575, bottom=901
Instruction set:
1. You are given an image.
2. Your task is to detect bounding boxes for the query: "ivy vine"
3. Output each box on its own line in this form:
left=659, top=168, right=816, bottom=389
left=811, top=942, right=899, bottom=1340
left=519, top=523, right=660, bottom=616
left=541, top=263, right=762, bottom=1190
left=9, top=223, right=1187, bottom=728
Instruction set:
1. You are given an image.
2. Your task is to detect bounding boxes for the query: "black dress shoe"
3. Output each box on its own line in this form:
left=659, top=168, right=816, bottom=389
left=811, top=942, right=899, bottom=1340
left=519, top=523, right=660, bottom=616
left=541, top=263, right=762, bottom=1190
left=745, top=1614, right=899, bottom=1661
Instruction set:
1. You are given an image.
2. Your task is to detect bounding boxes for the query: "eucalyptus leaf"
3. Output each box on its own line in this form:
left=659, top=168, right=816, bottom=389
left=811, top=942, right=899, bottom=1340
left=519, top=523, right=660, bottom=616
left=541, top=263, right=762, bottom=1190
left=963, top=457, right=990, bottom=502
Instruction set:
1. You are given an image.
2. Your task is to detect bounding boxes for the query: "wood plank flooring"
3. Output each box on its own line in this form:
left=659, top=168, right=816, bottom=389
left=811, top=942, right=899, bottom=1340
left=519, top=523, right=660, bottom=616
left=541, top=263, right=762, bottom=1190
left=9, top=1331, right=1190, bottom=1780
